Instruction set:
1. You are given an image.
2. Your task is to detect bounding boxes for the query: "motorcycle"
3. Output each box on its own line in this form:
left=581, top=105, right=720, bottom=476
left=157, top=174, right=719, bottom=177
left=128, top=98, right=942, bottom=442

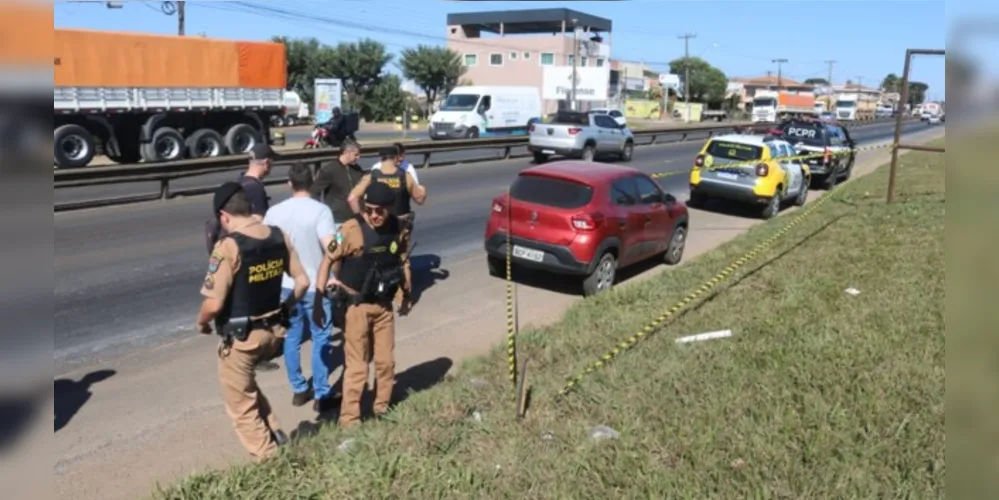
left=302, top=125, right=329, bottom=149
left=302, top=124, right=358, bottom=149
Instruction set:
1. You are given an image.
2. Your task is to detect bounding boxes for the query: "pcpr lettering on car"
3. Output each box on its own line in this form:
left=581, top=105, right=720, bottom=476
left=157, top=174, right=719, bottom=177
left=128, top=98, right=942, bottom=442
left=785, top=127, right=818, bottom=139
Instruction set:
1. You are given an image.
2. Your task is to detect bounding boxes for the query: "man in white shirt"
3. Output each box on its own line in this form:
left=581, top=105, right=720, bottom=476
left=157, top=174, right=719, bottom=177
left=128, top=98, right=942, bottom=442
left=370, top=142, right=419, bottom=184
left=263, top=162, right=339, bottom=413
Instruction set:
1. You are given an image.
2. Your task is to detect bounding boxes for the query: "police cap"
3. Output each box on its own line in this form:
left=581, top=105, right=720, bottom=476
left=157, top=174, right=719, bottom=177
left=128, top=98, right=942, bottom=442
left=213, top=181, right=243, bottom=216
left=364, top=180, right=396, bottom=207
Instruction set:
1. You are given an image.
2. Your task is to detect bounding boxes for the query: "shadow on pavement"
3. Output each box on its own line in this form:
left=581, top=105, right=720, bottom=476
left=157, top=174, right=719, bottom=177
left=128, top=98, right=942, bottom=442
left=54, top=369, right=116, bottom=433
left=408, top=254, right=450, bottom=305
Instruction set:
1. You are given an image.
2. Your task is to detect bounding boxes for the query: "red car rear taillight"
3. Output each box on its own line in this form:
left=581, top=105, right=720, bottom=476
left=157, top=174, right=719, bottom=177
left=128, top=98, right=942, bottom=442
left=568, top=127, right=582, bottom=135
left=572, top=212, right=603, bottom=231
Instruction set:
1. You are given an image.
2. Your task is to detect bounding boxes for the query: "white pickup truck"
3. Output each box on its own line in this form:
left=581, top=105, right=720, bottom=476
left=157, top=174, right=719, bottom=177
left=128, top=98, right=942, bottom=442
left=527, top=111, right=635, bottom=163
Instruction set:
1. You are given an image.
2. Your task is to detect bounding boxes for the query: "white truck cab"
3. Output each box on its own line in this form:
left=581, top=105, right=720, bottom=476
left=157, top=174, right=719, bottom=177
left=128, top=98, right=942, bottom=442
left=429, top=85, right=542, bottom=140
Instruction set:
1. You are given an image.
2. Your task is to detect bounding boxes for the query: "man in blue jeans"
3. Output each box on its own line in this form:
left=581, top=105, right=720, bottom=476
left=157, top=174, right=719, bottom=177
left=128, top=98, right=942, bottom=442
left=263, top=162, right=340, bottom=412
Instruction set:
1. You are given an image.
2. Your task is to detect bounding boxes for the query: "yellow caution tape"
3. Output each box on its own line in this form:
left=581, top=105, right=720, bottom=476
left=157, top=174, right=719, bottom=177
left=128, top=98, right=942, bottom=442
left=555, top=176, right=848, bottom=400
left=504, top=189, right=518, bottom=395
left=649, top=143, right=890, bottom=180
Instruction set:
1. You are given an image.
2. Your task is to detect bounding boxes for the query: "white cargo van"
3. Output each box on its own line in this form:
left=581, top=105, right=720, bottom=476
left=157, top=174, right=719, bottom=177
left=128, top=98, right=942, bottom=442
left=429, top=86, right=541, bottom=140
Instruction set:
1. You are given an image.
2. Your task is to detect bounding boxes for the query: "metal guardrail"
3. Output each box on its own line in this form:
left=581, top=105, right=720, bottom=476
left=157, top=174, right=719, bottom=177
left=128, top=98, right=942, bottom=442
left=54, top=117, right=910, bottom=212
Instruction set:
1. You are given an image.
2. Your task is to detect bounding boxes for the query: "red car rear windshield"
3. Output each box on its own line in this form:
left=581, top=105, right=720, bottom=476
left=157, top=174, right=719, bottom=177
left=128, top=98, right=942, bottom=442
left=510, top=175, right=593, bottom=209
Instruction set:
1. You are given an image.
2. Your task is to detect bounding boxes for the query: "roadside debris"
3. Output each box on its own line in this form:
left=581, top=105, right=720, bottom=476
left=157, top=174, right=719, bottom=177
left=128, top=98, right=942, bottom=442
left=589, top=425, right=620, bottom=440
left=675, top=329, right=733, bottom=344
left=845, top=287, right=861, bottom=296
left=337, top=439, right=357, bottom=453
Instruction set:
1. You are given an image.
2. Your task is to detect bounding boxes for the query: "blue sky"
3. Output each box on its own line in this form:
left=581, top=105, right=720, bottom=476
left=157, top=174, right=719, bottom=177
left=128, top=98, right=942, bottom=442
left=55, top=0, right=947, bottom=99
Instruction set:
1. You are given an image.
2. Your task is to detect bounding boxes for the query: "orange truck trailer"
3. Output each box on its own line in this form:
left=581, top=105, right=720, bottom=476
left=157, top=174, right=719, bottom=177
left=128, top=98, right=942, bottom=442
left=751, top=90, right=818, bottom=123
left=54, top=29, right=287, bottom=168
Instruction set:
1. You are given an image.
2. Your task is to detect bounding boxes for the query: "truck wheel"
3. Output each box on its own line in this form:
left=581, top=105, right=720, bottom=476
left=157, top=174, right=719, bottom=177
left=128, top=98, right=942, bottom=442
left=54, top=124, right=95, bottom=169
left=224, top=123, right=261, bottom=155
left=186, top=128, right=225, bottom=158
left=141, top=127, right=186, bottom=163
left=582, top=252, right=616, bottom=297
left=582, top=144, right=596, bottom=162
left=464, top=127, right=480, bottom=139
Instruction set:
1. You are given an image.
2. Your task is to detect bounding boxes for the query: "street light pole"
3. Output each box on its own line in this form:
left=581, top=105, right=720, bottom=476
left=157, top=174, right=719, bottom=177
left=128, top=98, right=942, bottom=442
left=571, top=19, right=580, bottom=111
left=678, top=33, right=696, bottom=123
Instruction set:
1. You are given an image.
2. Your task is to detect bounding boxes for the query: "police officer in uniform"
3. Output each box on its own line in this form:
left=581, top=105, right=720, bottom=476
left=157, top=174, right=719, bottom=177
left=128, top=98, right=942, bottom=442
left=313, top=181, right=410, bottom=427
left=348, top=146, right=427, bottom=234
left=196, top=181, right=310, bottom=460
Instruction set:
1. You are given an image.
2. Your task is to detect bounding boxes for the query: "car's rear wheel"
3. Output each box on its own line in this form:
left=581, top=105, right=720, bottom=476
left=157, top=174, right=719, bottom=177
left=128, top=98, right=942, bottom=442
left=760, top=194, right=781, bottom=220
left=581, top=144, right=596, bottom=162
left=487, top=256, right=505, bottom=278
left=619, top=141, right=634, bottom=162
left=663, top=225, right=686, bottom=265
left=582, top=252, right=616, bottom=297
left=821, top=172, right=838, bottom=190
left=687, top=191, right=708, bottom=208
left=793, top=180, right=808, bottom=206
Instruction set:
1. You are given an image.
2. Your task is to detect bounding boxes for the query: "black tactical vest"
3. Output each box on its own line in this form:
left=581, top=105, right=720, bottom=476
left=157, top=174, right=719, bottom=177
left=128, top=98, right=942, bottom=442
left=219, top=227, right=288, bottom=324
left=370, top=167, right=412, bottom=216
left=339, top=215, right=405, bottom=301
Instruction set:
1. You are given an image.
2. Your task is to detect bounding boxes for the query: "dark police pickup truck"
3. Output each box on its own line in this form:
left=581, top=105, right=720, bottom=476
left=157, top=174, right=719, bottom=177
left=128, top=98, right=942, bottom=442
left=777, top=119, right=856, bottom=190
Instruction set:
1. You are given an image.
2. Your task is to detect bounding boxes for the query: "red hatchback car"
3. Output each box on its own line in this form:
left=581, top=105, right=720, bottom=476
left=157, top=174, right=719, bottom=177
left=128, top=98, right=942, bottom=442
left=484, top=161, right=689, bottom=296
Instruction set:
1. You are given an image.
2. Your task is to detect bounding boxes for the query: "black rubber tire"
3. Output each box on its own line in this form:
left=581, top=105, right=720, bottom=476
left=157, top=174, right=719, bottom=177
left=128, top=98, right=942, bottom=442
left=54, top=124, right=95, bottom=169
left=581, top=144, right=596, bottom=162
left=487, top=256, right=505, bottom=278
left=760, top=194, right=781, bottom=220
left=687, top=191, right=708, bottom=208
left=663, top=224, right=687, bottom=265
left=224, top=123, right=261, bottom=155
left=141, top=127, right=186, bottom=163
left=582, top=252, right=616, bottom=297
left=532, top=152, right=549, bottom=164
left=840, top=158, right=855, bottom=181
left=619, top=141, right=634, bottom=162
left=186, top=128, right=226, bottom=158
left=793, top=179, right=809, bottom=206
left=465, top=127, right=480, bottom=139
left=821, top=171, right=838, bottom=191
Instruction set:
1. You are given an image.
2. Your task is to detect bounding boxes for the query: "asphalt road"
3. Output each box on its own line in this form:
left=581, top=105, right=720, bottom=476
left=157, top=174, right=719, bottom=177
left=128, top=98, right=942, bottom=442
left=54, top=120, right=937, bottom=369
left=55, top=128, right=720, bottom=208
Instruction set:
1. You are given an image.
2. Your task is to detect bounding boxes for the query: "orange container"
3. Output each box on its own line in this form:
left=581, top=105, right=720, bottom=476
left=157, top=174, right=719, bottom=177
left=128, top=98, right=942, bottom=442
left=0, top=3, right=53, bottom=65
left=237, top=41, right=287, bottom=89
left=778, top=92, right=816, bottom=108
left=54, top=29, right=286, bottom=89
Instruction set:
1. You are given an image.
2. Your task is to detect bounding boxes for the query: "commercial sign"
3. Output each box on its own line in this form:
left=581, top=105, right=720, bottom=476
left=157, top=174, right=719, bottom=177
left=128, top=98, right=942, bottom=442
left=314, top=78, right=343, bottom=125
left=542, top=66, right=610, bottom=101
left=659, top=74, right=681, bottom=90
left=623, top=77, right=647, bottom=91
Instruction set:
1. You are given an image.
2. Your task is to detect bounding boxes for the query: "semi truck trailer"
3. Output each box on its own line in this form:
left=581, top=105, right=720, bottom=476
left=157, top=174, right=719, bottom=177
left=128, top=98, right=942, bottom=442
left=834, top=93, right=877, bottom=121
left=54, top=29, right=287, bottom=169
left=751, top=90, right=818, bottom=123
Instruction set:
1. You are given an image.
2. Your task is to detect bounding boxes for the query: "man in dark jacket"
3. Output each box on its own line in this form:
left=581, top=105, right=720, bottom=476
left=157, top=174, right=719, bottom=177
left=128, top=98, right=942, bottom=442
left=310, top=141, right=365, bottom=230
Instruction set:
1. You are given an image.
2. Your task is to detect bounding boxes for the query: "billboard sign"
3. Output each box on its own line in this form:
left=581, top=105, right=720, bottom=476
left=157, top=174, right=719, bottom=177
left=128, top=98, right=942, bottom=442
left=542, top=66, right=610, bottom=101
left=314, top=78, right=343, bottom=124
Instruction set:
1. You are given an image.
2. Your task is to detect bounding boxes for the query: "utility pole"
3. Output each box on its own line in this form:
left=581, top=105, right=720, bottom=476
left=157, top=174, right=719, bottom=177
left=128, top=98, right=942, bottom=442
left=177, top=1, right=185, bottom=36
left=824, top=60, right=836, bottom=87
left=824, top=59, right=836, bottom=110
left=678, top=33, right=696, bottom=122
left=772, top=58, right=788, bottom=89
left=570, top=19, right=580, bottom=111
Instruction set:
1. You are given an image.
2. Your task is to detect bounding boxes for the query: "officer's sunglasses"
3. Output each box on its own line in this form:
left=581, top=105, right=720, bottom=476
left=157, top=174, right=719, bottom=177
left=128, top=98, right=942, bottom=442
left=364, top=205, right=388, bottom=217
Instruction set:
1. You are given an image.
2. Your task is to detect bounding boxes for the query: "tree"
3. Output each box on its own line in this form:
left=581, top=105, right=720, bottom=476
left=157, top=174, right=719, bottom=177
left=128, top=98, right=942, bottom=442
left=668, top=57, right=728, bottom=104
left=881, top=73, right=901, bottom=93
left=907, top=81, right=929, bottom=105
left=328, top=39, right=392, bottom=112
left=363, top=74, right=408, bottom=122
left=804, top=78, right=829, bottom=86
left=399, top=45, right=466, bottom=114
left=271, top=36, right=337, bottom=106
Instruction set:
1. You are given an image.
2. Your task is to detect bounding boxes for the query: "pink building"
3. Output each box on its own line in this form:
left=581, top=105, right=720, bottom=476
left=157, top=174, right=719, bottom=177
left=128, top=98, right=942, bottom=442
left=446, top=8, right=613, bottom=114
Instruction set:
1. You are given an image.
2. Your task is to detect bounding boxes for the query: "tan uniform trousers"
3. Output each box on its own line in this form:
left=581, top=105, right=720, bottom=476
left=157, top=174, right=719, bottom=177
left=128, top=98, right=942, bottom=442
left=217, top=327, right=284, bottom=460
left=339, top=302, right=395, bottom=427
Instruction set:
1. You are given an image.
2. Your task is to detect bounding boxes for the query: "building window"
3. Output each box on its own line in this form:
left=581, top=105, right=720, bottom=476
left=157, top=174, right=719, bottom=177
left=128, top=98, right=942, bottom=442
left=596, top=58, right=605, bottom=68
left=539, top=52, right=554, bottom=66
left=523, top=52, right=531, bottom=60
left=567, top=54, right=574, bottom=66
left=509, top=51, right=518, bottom=60
left=581, top=56, right=588, bottom=67
left=489, top=53, right=503, bottom=66
left=463, top=54, right=477, bottom=66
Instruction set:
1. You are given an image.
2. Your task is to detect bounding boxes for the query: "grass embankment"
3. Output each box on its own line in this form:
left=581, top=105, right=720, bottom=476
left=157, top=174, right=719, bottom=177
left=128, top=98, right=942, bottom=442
left=158, top=141, right=945, bottom=499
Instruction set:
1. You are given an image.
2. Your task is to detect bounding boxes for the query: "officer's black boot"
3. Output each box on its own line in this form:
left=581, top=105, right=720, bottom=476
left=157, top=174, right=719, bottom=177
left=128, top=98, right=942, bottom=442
left=272, top=429, right=289, bottom=447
